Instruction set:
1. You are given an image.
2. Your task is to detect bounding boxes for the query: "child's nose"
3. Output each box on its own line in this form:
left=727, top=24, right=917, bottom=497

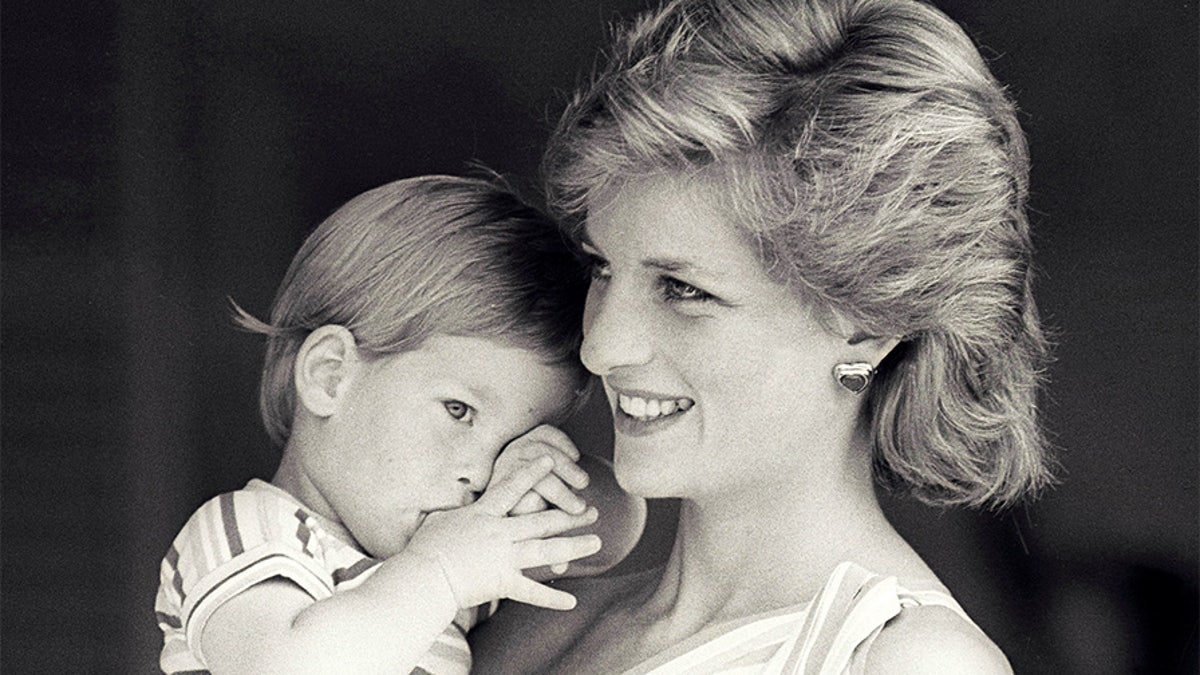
left=456, top=477, right=483, bottom=503
left=456, top=456, right=493, bottom=495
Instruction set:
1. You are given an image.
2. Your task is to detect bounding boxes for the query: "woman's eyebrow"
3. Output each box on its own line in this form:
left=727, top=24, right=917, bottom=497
left=644, top=257, right=691, bottom=273
left=580, top=226, right=707, bottom=275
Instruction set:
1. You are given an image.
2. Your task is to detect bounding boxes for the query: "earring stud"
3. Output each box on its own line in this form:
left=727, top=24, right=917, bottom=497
left=833, top=362, right=874, bottom=394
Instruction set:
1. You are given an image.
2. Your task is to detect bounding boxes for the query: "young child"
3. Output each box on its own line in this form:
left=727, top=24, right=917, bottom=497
left=154, top=175, right=646, bottom=674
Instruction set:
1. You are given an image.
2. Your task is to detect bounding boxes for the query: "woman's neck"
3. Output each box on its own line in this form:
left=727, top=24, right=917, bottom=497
left=630, top=447, right=905, bottom=643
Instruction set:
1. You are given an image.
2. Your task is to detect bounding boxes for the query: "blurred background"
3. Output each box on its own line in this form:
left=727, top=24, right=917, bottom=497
left=2, top=1, right=1196, bottom=672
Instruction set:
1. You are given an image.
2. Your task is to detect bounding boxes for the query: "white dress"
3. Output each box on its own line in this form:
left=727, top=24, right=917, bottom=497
left=624, top=561, right=980, bottom=674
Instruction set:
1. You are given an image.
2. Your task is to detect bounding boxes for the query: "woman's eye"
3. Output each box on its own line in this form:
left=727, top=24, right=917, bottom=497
left=661, top=277, right=714, bottom=303
left=443, top=400, right=475, bottom=423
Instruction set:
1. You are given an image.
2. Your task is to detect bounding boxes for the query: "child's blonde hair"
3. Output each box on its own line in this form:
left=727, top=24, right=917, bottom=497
left=236, top=175, right=589, bottom=447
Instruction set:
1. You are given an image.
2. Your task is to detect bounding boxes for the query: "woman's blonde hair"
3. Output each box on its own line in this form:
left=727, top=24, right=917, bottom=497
left=236, top=175, right=589, bottom=447
left=545, top=0, right=1053, bottom=508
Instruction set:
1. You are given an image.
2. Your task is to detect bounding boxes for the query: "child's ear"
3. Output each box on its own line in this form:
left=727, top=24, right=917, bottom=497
left=294, top=325, right=361, bottom=418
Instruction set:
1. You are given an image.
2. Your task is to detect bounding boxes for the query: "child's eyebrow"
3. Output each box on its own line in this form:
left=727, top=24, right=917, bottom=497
left=466, top=383, right=498, bottom=407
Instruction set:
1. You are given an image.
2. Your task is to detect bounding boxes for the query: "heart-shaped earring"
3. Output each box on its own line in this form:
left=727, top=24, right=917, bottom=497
left=833, top=362, right=874, bottom=394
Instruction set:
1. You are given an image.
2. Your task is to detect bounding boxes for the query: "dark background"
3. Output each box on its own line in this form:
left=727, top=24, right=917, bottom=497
left=2, top=1, right=1196, bottom=672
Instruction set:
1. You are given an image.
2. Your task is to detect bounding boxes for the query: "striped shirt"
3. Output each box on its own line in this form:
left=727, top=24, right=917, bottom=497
left=626, top=561, right=979, bottom=674
left=155, top=479, right=481, bottom=675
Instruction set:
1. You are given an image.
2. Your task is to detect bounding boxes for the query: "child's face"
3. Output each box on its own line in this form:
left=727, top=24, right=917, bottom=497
left=299, top=335, right=579, bottom=559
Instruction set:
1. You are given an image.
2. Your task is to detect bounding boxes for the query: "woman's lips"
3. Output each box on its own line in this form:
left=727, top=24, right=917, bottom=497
left=611, top=392, right=694, bottom=437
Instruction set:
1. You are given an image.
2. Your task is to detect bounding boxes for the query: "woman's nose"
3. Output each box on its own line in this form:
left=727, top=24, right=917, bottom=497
left=580, top=284, right=653, bottom=376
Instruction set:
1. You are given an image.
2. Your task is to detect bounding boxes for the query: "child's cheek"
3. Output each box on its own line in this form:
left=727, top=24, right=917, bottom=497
left=363, top=510, right=425, bottom=560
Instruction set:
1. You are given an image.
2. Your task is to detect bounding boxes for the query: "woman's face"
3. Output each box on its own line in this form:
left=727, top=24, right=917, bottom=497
left=580, top=173, right=861, bottom=500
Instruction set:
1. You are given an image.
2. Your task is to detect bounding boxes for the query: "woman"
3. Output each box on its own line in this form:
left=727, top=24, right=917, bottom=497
left=471, top=0, right=1052, bottom=671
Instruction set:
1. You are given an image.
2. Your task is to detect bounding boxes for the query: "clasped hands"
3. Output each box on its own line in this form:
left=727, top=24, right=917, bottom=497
left=405, top=425, right=601, bottom=611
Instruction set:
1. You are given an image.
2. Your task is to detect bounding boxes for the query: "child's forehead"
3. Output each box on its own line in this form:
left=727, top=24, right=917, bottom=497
left=392, top=335, right=580, bottom=402
left=430, top=335, right=568, bottom=372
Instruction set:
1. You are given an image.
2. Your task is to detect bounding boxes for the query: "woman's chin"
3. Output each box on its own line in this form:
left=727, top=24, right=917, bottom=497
left=612, top=448, right=684, bottom=499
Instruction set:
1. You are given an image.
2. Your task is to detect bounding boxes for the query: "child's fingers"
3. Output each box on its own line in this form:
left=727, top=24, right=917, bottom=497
left=476, top=456, right=555, bottom=516
left=518, top=424, right=580, bottom=461
left=510, top=491, right=548, bottom=516
left=513, top=533, right=603, bottom=570
left=507, top=506, right=598, bottom=541
left=504, top=576, right=578, bottom=611
left=533, top=475, right=587, bottom=515
left=548, top=454, right=590, bottom=490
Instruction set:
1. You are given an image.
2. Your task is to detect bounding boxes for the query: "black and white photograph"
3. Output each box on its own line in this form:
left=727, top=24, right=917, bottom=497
left=3, top=1, right=1196, bottom=672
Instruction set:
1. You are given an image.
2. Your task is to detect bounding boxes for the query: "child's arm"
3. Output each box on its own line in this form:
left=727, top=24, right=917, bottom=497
left=491, top=425, right=647, bottom=579
left=200, top=458, right=600, bottom=675
left=200, top=549, right=458, bottom=674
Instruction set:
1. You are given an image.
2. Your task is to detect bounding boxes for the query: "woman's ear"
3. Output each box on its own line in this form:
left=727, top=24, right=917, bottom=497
left=851, top=333, right=902, bottom=370
left=833, top=333, right=903, bottom=394
left=835, top=310, right=903, bottom=368
left=294, top=325, right=361, bottom=418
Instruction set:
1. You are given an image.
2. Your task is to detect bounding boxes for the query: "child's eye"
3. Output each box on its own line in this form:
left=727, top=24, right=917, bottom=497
left=443, top=400, right=475, bottom=423
left=661, top=276, right=714, bottom=303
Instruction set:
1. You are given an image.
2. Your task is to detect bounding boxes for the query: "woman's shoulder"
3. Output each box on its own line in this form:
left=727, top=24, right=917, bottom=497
left=864, top=602, right=1012, bottom=674
left=805, top=560, right=1010, bottom=674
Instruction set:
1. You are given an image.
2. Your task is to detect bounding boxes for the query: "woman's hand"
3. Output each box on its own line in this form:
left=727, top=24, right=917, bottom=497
left=405, top=456, right=600, bottom=611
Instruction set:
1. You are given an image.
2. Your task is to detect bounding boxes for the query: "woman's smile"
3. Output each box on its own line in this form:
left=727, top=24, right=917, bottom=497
left=617, top=393, right=694, bottom=419
left=609, top=387, right=696, bottom=436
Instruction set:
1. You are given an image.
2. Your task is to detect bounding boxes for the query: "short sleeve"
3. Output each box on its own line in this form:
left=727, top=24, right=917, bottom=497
left=156, top=490, right=338, bottom=667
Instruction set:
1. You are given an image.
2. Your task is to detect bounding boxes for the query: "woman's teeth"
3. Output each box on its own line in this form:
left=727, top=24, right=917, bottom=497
left=617, top=394, right=694, bottom=420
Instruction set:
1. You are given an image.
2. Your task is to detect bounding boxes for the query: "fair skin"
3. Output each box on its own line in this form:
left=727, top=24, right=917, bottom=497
left=200, top=332, right=614, bottom=674
left=470, top=172, right=1010, bottom=673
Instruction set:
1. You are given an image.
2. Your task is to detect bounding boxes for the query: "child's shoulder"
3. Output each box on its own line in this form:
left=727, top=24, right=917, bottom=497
left=166, top=480, right=328, bottom=573
left=159, top=480, right=363, bottom=616
left=175, top=480, right=299, bottom=537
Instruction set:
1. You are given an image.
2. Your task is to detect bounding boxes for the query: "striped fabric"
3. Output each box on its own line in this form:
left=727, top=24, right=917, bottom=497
left=628, top=561, right=977, bottom=675
left=155, top=479, right=479, bottom=675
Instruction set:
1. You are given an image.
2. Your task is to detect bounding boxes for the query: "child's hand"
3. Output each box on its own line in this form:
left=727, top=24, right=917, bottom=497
left=491, top=424, right=590, bottom=517
left=405, top=456, right=601, bottom=611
